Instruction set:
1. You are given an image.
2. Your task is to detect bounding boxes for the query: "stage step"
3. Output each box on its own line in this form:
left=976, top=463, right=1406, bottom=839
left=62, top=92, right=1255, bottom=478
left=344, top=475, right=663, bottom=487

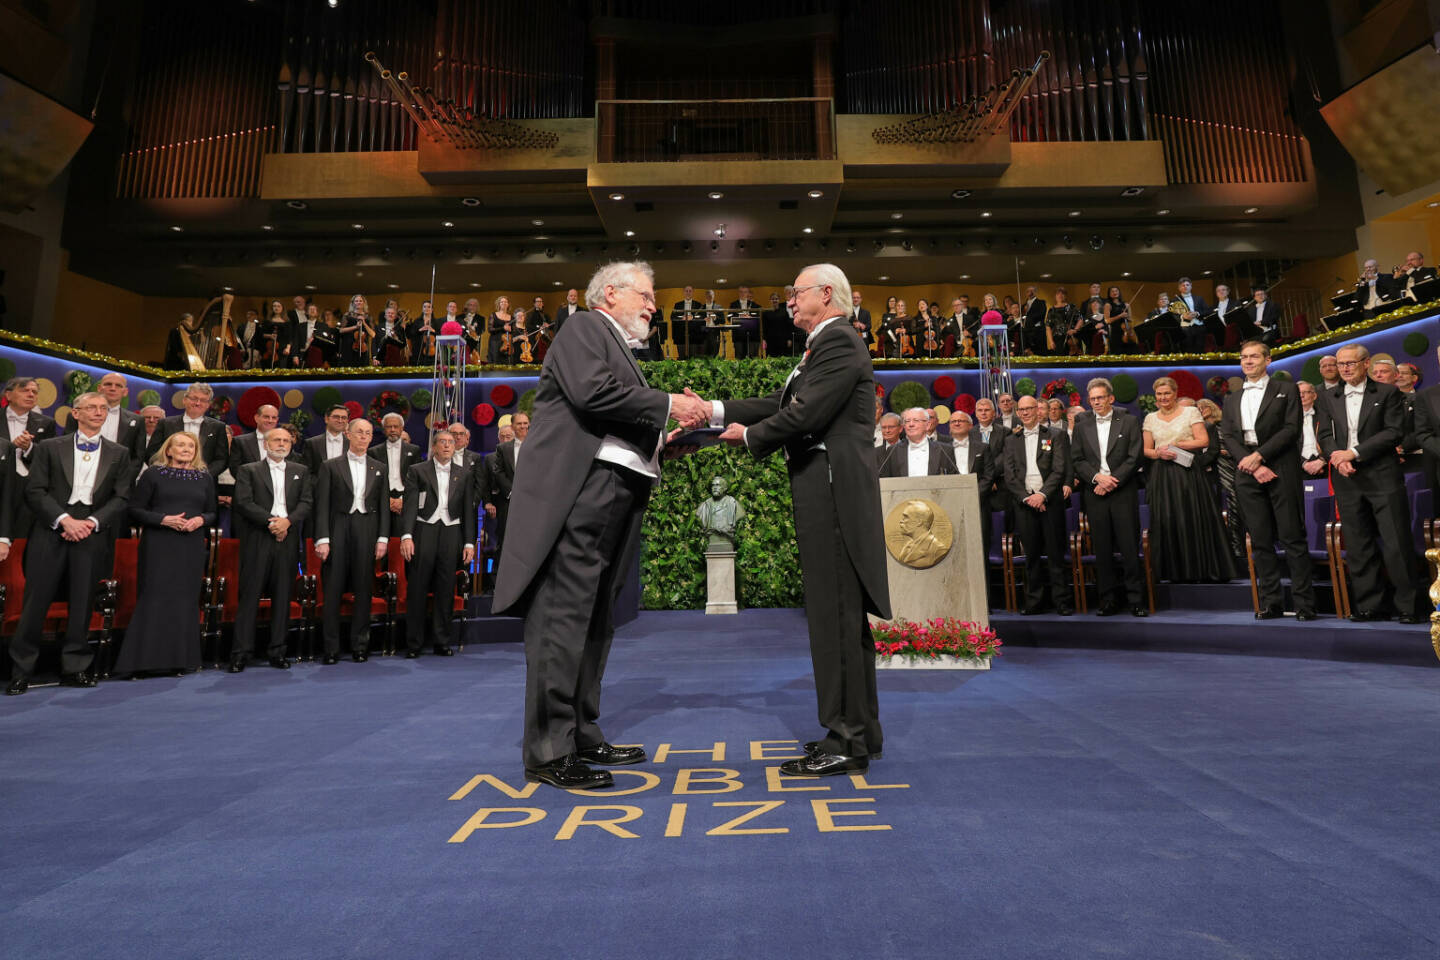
left=460, top=594, right=524, bottom=645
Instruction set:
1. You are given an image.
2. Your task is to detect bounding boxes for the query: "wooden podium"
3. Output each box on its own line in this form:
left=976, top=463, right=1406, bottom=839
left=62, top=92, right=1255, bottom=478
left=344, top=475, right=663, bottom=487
left=873, top=474, right=988, bottom=628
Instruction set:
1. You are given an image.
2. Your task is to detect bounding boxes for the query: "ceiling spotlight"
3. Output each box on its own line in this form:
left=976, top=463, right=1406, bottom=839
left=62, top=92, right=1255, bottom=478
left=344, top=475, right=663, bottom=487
left=901, top=239, right=913, bottom=251
left=553, top=280, right=563, bottom=286
left=222, top=285, right=233, bottom=292
left=807, top=190, right=824, bottom=199
left=708, top=191, right=724, bottom=200
left=470, top=282, right=481, bottom=288
left=1122, top=271, right=1132, bottom=277
left=873, top=239, right=884, bottom=251
left=681, top=240, right=693, bottom=253
left=351, top=223, right=364, bottom=230
left=170, top=225, right=183, bottom=232
left=624, top=230, right=635, bottom=237
left=261, top=224, right=274, bottom=231
left=608, top=193, right=625, bottom=201
left=1120, top=186, right=1145, bottom=197
left=442, top=221, right=454, bottom=227
left=387, top=283, right=399, bottom=289
left=327, top=0, right=338, bottom=8
left=960, top=274, right=970, bottom=279
left=1428, top=200, right=1440, bottom=208
left=879, top=275, right=890, bottom=281
left=1089, top=234, right=1105, bottom=251
left=301, top=284, right=316, bottom=291
left=1244, top=206, right=1260, bottom=214
left=802, top=226, right=813, bottom=234
left=285, top=199, right=308, bottom=210
left=890, top=212, right=903, bottom=220
left=461, top=197, right=481, bottom=207
left=716, top=277, right=727, bottom=284
left=710, top=239, right=719, bottom=252
left=1203, top=270, right=1213, bottom=275
left=1156, top=209, right=1171, bottom=216
left=764, top=239, right=775, bottom=251
left=1040, top=273, right=1052, bottom=279
left=534, top=235, right=550, bottom=241
left=713, top=224, right=727, bottom=238
left=1068, top=210, right=1081, bottom=218
left=980, top=211, right=992, bottom=218
left=950, top=189, right=971, bottom=199
left=886, top=227, right=904, bottom=234
left=532, top=219, right=545, bottom=226
left=736, top=239, right=746, bottom=251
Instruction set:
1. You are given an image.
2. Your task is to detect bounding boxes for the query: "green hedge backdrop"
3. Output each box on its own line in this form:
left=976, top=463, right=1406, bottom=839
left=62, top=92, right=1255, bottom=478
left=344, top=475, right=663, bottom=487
left=639, top=357, right=805, bottom=610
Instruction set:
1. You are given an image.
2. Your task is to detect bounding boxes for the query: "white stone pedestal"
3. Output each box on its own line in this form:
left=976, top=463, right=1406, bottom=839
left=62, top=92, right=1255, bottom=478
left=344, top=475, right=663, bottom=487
left=875, top=655, right=991, bottom=670
left=705, top=549, right=738, bottom=614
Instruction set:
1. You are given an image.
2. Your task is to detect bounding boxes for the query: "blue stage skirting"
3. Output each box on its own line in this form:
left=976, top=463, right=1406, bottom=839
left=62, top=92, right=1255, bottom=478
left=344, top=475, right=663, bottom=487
left=3, top=608, right=1439, bottom=960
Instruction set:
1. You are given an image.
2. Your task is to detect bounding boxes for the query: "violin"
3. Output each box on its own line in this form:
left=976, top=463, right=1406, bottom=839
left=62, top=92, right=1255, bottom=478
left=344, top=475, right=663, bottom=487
left=898, top=326, right=915, bottom=358
left=923, top=322, right=939, bottom=355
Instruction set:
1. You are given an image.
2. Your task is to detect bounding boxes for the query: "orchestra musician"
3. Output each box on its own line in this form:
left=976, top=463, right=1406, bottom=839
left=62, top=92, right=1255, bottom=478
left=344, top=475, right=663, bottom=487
left=554, top=288, right=582, bottom=337
left=408, top=301, right=439, bottom=367
left=259, top=300, right=287, bottom=368
left=163, top=312, right=209, bottom=371
left=1358, top=259, right=1402, bottom=314
left=488, top=296, right=514, bottom=363
left=236, top=308, right=262, bottom=368
left=1135, top=292, right=1180, bottom=353
left=1174, top=277, right=1209, bottom=353
left=338, top=294, right=372, bottom=367
left=1104, top=285, right=1137, bottom=354
left=729, top=286, right=763, bottom=358
left=307, top=309, right=341, bottom=368
left=371, top=304, right=408, bottom=366
left=1045, top=287, right=1078, bottom=356
left=1241, top=286, right=1281, bottom=346
left=671, top=285, right=706, bottom=359
left=458, top=298, right=485, bottom=356
left=1394, top=250, right=1438, bottom=298
left=1021, top=286, right=1048, bottom=355
left=283, top=297, right=315, bottom=367
left=1208, top=284, right=1240, bottom=346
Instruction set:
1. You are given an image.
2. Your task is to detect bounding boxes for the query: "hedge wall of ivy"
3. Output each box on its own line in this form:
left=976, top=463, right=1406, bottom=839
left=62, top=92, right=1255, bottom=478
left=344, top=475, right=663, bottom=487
left=639, top=357, right=805, bottom=610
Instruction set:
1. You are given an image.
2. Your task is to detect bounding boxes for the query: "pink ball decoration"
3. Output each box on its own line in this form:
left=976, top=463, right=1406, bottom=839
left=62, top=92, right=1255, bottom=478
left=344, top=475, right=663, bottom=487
left=441, top=320, right=464, bottom=336
left=237, top=386, right=282, bottom=429
left=343, top=400, right=364, bottom=421
left=472, top=403, right=496, bottom=426
left=981, top=309, right=1003, bottom=325
left=932, top=375, right=957, bottom=399
left=490, top=384, right=516, bottom=407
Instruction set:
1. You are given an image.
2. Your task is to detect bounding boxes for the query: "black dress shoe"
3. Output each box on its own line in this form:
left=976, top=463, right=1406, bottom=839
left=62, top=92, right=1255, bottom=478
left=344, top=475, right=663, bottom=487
left=1350, top=610, right=1387, bottom=622
left=805, top=740, right=882, bottom=761
left=268, top=657, right=291, bottom=670
left=1131, top=606, right=1149, bottom=618
left=1021, top=603, right=1047, bottom=616
left=5, top=676, right=28, bottom=696
left=525, top=755, right=614, bottom=790
left=404, top=649, right=420, bottom=659
left=60, top=673, right=97, bottom=688
left=1056, top=606, right=1075, bottom=617
left=322, top=654, right=340, bottom=665
left=1397, top=612, right=1425, bottom=625
left=352, top=652, right=368, bottom=663
left=1295, top=610, right=1319, bottom=622
left=779, top=752, right=869, bottom=778
left=432, top=645, right=455, bottom=657
left=1096, top=603, right=1122, bottom=617
left=1254, top=607, right=1284, bottom=620
left=577, top=743, right=647, bottom=766
left=227, top=659, right=246, bottom=674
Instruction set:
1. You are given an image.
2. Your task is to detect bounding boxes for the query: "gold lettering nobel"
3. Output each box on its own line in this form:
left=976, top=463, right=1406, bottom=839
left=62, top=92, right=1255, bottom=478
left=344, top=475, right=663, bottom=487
left=673, top=768, right=743, bottom=795
left=554, top=806, right=644, bottom=840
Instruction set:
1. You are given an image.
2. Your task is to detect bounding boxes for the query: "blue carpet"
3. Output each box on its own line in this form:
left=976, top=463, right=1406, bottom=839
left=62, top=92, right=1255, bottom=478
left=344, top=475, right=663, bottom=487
left=3, top=609, right=1439, bottom=959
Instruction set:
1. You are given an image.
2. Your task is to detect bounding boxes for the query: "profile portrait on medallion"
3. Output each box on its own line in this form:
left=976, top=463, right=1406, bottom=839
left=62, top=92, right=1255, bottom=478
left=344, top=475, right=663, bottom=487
left=884, top=498, right=953, bottom=569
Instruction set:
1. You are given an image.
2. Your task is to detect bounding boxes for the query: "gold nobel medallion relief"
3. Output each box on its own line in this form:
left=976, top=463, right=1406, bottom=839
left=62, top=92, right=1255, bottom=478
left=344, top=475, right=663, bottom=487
left=884, top=498, right=953, bottom=569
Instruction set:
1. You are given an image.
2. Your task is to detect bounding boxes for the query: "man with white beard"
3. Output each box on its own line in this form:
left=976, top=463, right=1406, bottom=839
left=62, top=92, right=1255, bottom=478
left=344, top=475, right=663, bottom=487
left=492, top=260, right=708, bottom=790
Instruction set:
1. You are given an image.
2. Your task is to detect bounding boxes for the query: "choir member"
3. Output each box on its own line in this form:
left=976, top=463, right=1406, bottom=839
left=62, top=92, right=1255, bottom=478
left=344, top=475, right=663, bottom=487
left=97, top=372, right=147, bottom=464
left=761, top=290, right=796, bottom=358
left=878, top=407, right=956, bottom=478
left=5, top=393, right=132, bottom=695
left=147, top=383, right=228, bottom=482
left=369, top=412, right=420, bottom=522
left=1072, top=378, right=1146, bottom=616
left=1143, top=377, right=1235, bottom=583
left=1318, top=344, right=1422, bottom=622
left=399, top=431, right=475, bottom=657
left=729, top=285, right=763, bottom=359
left=1221, top=341, right=1317, bottom=620
left=231, top=430, right=312, bottom=670
left=112, top=431, right=216, bottom=678
left=1003, top=396, right=1072, bottom=615
left=314, top=419, right=389, bottom=664
left=304, top=404, right=350, bottom=477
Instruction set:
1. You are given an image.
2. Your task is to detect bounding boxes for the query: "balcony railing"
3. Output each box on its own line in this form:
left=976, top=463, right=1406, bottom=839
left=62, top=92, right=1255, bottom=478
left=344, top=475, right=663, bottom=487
left=595, top=97, right=836, bottom=163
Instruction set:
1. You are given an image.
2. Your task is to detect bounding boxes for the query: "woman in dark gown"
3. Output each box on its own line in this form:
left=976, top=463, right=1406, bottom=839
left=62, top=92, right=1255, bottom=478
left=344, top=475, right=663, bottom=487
left=113, top=431, right=217, bottom=677
left=1142, top=377, right=1237, bottom=583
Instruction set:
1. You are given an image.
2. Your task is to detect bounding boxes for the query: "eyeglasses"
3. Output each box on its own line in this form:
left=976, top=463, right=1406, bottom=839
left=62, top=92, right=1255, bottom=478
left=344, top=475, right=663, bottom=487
left=614, top=284, right=657, bottom=304
left=1336, top=360, right=1364, bottom=368
left=789, top=283, right=825, bottom=299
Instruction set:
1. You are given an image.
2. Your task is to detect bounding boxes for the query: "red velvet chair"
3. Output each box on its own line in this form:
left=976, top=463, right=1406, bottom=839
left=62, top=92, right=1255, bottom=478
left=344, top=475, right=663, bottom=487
left=1289, top=313, right=1310, bottom=341
left=0, top=538, right=117, bottom=681
left=207, top=537, right=313, bottom=663
left=303, top=539, right=397, bottom=656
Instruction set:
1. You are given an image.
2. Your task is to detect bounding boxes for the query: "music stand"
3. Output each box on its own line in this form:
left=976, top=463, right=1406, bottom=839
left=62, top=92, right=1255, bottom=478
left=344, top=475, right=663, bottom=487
left=730, top=306, right=759, bottom=358
left=704, top=308, right=739, bottom=359
left=670, top=309, right=700, bottom=359
left=1411, top=275, right=1440, bottom=304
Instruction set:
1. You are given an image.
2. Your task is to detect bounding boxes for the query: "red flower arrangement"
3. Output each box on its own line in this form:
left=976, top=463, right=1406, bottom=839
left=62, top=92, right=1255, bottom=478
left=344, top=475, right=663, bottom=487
left=490, top=384, right=516, bottom=407
left=343, top=400, right=364, bottom=421
left=1040, top=378, right=1079, bottom=402
left=368, top=389, right=409, bottom=422
left=1207, top=376, right=1230, bottom=399
left=931, top=375, right=957, bottom=399
left=871, top=617, right=1001, bottom=662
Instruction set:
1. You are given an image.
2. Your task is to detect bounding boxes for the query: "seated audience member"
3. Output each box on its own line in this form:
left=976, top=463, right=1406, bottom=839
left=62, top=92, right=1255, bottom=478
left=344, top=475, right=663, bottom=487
left=879, top=407, right=957, bottom=478
left=113, top=430, right=216, bottom=678
left=1316, top=344, right=1422, bottom=622
left=231, top=430, right=313, bottom=672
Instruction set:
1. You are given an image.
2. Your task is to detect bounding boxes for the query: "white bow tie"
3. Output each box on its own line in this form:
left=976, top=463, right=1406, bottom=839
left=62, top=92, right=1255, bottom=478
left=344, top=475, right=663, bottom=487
left=1244, top=382, right=1266, bottom=391
left=7, top=411, right=26, bottom=422
left=184, top=418, right=203, bottom=426
left=347, top=453, right=367, bottom=463
left=1345, top=387, right=1364, bottom=397
left=1095, top=415, right=1112, bottom=424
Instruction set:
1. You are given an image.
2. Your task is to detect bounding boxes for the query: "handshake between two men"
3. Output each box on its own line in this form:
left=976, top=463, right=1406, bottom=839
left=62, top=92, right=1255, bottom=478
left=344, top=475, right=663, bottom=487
left=665, top=387, right=746, bottom=448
